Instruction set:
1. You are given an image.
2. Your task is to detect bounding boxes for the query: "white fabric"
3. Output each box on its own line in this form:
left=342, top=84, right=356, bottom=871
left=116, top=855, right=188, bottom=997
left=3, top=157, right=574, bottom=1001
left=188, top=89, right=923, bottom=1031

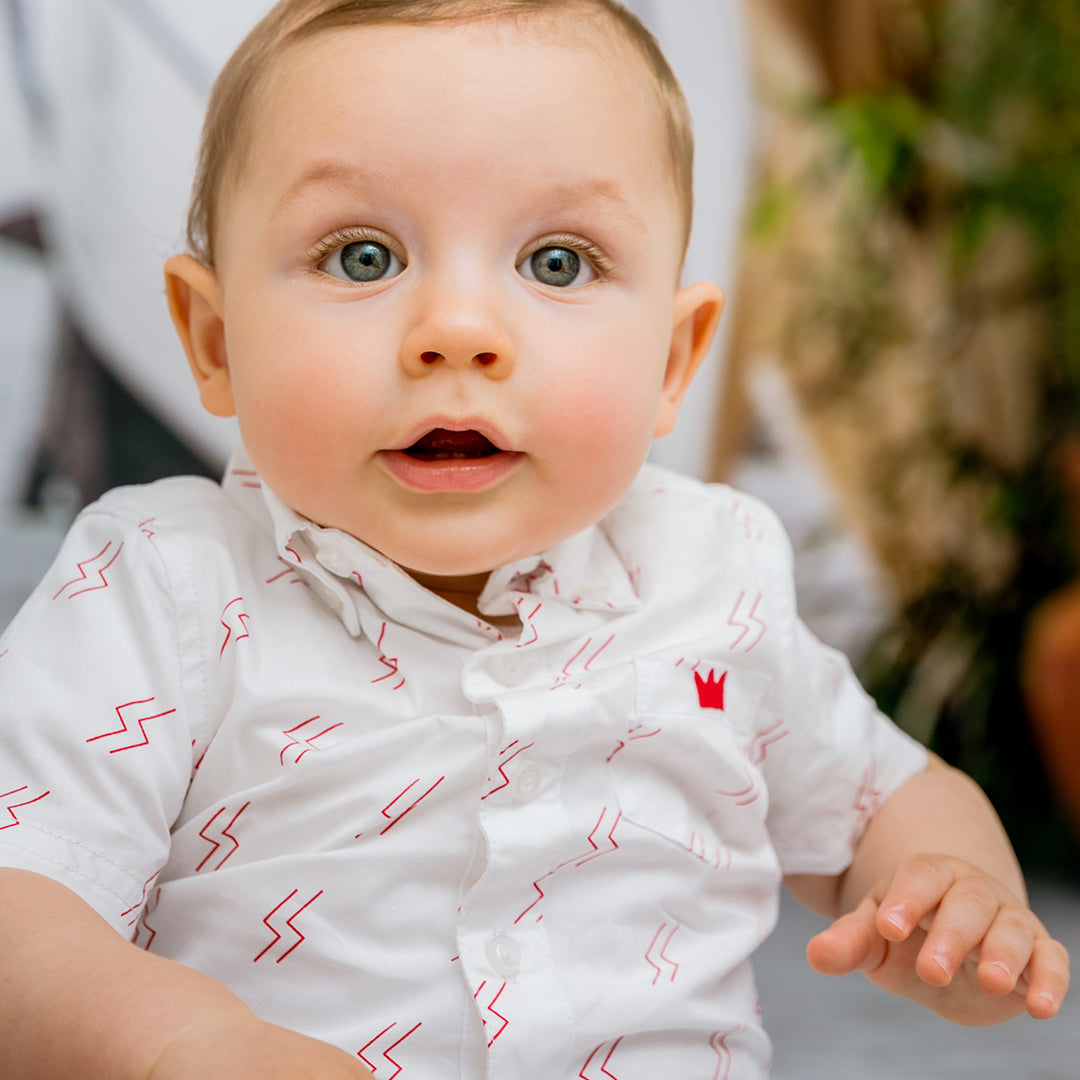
left=0, top=450, right=926, bottom=1078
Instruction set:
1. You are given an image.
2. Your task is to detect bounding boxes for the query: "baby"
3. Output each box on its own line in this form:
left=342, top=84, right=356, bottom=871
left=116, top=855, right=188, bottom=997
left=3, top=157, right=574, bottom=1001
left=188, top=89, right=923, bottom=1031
left=0, top=1, right=1069, bottom=1077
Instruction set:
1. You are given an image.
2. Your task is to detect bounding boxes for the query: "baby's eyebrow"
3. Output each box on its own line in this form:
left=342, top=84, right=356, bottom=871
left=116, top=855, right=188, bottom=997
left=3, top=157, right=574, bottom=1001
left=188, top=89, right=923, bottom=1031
left=534, top=178, right=649, bottom=234
left=271, top=159, right=396, bottom=220
left=271, top=160, right=647, bottom=234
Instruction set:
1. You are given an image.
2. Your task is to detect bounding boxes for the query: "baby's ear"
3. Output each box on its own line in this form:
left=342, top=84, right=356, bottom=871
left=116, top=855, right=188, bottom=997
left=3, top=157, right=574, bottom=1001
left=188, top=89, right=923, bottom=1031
left=654, top=281, right=725, bottom=438
left=164, top=254, right=235, bottom=417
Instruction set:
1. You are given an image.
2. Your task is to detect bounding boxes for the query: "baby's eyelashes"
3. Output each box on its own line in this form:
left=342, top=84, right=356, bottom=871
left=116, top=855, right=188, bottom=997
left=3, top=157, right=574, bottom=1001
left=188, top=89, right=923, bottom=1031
left=517, top=233, right=613, bottom=289
left=310, top=227, right=406, bottom=284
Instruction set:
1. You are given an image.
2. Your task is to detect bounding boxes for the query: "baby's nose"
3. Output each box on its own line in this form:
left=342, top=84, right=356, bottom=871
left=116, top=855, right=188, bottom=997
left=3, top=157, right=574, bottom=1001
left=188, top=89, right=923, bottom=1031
left=399, top=284, right=515, bottom=379
left=419, top=349, right=500, bottom=368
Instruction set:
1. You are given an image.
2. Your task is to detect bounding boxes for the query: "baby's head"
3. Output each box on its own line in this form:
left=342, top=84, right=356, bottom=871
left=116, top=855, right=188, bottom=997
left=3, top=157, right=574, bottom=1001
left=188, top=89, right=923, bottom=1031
left=166, top=0, right=723, bottom=613
left=186, top=0, right=695, bottom=270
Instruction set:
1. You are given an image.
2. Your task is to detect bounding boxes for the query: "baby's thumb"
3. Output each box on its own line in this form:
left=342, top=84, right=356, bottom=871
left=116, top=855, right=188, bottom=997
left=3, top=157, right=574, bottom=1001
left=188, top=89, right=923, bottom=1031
left=806, top=897, right=888, bottom=977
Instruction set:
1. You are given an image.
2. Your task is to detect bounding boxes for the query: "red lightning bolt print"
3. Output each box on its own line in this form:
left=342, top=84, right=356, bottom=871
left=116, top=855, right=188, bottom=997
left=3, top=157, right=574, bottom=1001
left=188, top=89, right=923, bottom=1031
left=551, top=634, right=615, bottom=690
left=473, top=981, right=509, bottom=1048
left=265, top=558, right=308, bottom=586
left=727, top=590, right=767, bottom=652
left=254, top=888, right=323, bottom=963
left=372, top=622, right=405, bottom=690
left=131, top=887, right=161, bottom=951
left=849, top=762, right=883, bottom=847
left=730, top=501, right=765, bottom=541
left=688, top=831, right=732, bottom=871
left=230, top=468, right=262, bottom=489
left=715, top=763, right=763, bottom=807
left=579, top=1037, right=624, bottom=1079
left=606, top=722, right=662, bottom=763
left=710, top=1024, right=747, bottom=1080
left=120, top=871, right=162, bottom=927
left=86, top=698, right=177, bottom=753
left=0, top=786, right=50, bottom=830
left=196, top=802, right=250, bottom=872
left=52, top=541, right=124, bottom=600
left=747, top=720, right=788, bottom=764
left=644, top=922, right=681, bottom=985
left=279, top=716, right=343, bottom=765
left=515, top=599, right=542, bottom=648
left=219, top=597, right=252, bottom=656
left=358, top=777, right=445, bottom=837
left=515, top=808, right=621, bottom=924
left=357, top=1021, right=422, bottom=1078
left=481, top=741, right=536, bottom=800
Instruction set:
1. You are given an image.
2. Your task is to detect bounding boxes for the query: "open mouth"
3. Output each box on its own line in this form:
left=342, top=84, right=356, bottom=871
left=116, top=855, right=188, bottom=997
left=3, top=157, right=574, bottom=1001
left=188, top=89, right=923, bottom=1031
left=403, top=429, right=502, bottom=461
left=380, top=425, right=521, bottom=492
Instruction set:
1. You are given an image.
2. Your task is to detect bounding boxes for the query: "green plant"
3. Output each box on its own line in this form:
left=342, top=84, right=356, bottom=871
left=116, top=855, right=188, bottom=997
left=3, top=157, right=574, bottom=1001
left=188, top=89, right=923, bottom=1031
left=756, top=0, right=1080, bottom=870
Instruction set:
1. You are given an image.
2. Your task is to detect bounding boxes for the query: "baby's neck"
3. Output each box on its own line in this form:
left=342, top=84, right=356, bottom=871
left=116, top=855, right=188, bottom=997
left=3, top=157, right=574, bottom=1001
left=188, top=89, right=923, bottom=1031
left=405, top=568, right=520, bottom=629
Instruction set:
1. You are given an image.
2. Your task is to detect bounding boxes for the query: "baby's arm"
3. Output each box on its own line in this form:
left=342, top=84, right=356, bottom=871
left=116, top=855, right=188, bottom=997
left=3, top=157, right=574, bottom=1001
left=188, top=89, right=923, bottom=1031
left=785, top=754, right=1070, bottom=1026
left=0, top=869, right=374, bottom=1080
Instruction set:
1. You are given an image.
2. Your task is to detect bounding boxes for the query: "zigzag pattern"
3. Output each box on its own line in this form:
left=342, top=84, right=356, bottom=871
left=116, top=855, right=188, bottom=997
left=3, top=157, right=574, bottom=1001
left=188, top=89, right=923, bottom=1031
left=358, top=1020, right=422, bottom=1078
left=579, top=1037, right=623, bottom=1079
left=254, top=888, right=323, bottom=963
left=86, top=698, right=177, bottom=754
left=0, top=786, right=50, bottom=830
left=196, top=801, right=250, bottom=872
left=52, top=541, right=124, bottom=600
left=726, top=590, right=767, bottom=653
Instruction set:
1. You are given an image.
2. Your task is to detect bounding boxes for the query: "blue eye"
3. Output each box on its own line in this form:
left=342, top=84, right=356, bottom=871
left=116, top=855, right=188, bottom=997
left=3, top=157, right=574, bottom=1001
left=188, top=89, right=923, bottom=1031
left=323, top=240, right=403, bottom=283
left=519, top=245, right=597, bottom=288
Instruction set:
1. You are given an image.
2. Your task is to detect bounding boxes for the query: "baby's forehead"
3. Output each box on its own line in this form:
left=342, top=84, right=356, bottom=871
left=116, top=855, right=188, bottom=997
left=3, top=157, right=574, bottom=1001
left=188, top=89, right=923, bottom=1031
left=198, top=5, right=693, bottom=265
left=249, top=18, right=670, bottom=188
left=256, top=12, right=661, bottom=122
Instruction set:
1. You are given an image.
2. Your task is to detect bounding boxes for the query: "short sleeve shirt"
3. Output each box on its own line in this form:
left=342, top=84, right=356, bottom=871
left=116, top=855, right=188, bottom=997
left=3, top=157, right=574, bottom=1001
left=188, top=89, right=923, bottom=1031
left=0, top=448, right=926, bottom=1078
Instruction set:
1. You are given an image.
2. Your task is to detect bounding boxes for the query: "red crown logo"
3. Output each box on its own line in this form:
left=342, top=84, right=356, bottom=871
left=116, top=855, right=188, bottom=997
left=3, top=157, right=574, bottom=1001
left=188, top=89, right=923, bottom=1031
left=694, top=668, right=727, bottom=711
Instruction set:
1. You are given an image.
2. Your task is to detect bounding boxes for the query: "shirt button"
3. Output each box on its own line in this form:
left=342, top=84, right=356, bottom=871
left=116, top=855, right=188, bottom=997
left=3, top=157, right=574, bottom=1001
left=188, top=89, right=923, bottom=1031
left=511, top=761, right=543, bottom=803
left=488, top=654, right=522, bottom=687
left=486, top=933, right=523, bottom=978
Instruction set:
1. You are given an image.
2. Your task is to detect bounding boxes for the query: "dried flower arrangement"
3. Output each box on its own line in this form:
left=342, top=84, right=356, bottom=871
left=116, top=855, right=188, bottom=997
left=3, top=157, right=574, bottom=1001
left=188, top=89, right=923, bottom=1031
left=733, top=0, right=1080, bottom=866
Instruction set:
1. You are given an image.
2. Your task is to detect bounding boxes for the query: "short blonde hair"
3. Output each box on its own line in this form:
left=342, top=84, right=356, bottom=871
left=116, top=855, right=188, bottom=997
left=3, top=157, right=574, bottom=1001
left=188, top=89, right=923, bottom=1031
left=186, top=0, right=694, bottom=266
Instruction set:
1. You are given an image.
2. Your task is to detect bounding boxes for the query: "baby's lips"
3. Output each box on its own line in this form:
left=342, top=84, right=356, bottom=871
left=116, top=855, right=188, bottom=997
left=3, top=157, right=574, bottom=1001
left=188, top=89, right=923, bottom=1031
left=392, top=418, right=514, bottom=454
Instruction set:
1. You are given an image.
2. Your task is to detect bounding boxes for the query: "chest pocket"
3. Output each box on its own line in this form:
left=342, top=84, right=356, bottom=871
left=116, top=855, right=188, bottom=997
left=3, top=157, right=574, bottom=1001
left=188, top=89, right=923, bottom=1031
left=605, top=655, right=774, bottom=868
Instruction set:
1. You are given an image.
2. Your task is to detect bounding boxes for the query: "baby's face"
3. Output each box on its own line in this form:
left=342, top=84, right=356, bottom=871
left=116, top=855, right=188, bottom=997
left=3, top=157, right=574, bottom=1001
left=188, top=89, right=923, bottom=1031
left=206, top=18, right=717, bottom=604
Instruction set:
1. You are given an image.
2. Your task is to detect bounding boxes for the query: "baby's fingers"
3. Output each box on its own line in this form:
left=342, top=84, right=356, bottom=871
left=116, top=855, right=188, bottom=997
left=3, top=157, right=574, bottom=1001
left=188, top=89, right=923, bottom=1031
left=806, top=895, right=887, bottom=977
left=872, top=855, right=960, bottom=945
left=1021, top=936, right=1071, bottom=1020
left=972, top=905, right=1040, bottom=998
left=912, top=875, right=1003, bottom=988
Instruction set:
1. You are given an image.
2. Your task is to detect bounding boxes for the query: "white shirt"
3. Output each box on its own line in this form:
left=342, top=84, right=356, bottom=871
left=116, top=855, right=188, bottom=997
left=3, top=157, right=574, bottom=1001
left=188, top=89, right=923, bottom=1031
left=0, top=448, right=926, bottom=1078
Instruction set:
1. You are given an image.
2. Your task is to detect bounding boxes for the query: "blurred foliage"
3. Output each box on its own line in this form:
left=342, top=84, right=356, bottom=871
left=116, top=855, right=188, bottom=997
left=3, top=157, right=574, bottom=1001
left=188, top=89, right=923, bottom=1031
left=753, top=0, right=1080, bottom=870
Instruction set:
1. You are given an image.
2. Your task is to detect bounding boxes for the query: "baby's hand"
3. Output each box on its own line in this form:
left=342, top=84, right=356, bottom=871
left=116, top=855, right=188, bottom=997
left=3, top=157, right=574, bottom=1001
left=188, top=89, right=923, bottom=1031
left=147, top=1013, right=375, bottom=1080
left=805, top=854, right=1070, bottom=1026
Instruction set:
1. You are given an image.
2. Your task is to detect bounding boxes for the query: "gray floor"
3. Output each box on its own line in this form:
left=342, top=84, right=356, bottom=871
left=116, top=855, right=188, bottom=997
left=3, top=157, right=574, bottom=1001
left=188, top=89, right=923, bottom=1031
left=756, top=884, right=1080, bottom=1079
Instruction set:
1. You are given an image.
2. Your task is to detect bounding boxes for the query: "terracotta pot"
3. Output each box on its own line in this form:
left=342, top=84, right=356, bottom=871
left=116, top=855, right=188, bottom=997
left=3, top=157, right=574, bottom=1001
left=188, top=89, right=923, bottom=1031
left=1022, top=438, right=1080, bottom=839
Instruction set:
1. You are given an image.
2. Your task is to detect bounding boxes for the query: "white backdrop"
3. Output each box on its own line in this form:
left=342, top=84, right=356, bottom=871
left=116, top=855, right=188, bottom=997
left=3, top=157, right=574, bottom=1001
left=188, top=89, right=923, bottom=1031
left=6, top=0, right=754, bottom=476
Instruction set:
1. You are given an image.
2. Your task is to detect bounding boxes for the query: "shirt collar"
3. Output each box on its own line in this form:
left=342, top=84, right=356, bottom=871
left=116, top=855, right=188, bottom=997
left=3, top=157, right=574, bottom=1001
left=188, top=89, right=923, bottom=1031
left=222, top=444, right=641, bottom=638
